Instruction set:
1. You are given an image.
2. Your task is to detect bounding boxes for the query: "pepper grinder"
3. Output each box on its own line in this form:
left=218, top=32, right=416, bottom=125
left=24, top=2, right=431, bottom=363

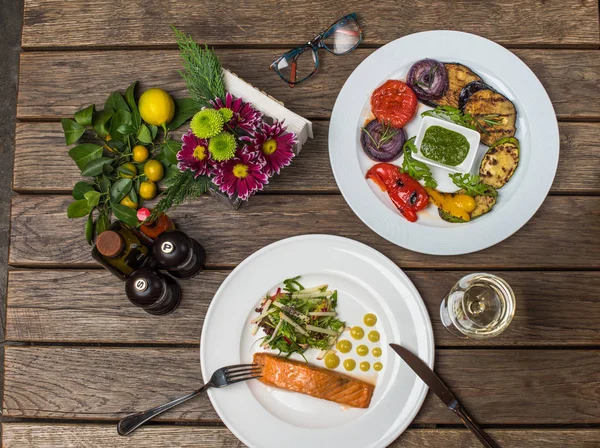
left=152, top=230, right=206, bottom=278
left=125, top=267, right=182, bottom=315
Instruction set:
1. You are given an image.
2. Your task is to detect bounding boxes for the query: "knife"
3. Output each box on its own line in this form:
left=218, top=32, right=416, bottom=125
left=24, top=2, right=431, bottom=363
left=390, top=343, right=500, bottom=448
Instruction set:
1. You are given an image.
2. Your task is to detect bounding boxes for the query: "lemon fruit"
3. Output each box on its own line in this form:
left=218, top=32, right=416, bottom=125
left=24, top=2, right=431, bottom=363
left=120, top=195, right=138, bottom=209
left=138, top=88, right=175, bottom=126
left=139, top=181, right=157, bottom=200
left=119, top=162, right=137, bottom=179
left=143, top=160, right=164, bottom=182
left=132, top=145, right=149, bottom=163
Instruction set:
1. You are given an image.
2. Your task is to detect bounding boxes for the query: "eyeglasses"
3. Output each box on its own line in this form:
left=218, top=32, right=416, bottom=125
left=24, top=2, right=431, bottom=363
left=270, top=13, right=363, bottom=87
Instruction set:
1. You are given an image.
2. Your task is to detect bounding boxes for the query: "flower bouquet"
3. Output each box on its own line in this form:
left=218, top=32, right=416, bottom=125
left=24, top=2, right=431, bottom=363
left=153, top=28, right=313, bottom=215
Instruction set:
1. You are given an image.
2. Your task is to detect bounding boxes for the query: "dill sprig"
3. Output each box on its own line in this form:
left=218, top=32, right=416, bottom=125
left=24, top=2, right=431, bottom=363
left=150, top=170, right=212, bottom=220
left=172, top=26, right=226, bottom=107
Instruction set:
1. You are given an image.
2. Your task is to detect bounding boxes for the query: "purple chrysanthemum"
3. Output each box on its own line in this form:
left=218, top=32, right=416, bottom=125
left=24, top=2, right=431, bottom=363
left=212, top=147, right=269, bottom=201
left=177, top=130, right=212, bottom=177
left=240, top=120, right=297, bottom=176
left=210, top=93, right=263, bottom=133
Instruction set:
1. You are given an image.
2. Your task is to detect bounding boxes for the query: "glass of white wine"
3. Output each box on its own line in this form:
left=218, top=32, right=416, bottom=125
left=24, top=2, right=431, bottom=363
left=440, top=273, right=515, bottom=339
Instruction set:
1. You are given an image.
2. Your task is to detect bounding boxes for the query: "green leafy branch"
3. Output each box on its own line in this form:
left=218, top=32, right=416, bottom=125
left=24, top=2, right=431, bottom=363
left=449, top=173, right=497, bottom=197
left=401, top=137, right=438, bottom=188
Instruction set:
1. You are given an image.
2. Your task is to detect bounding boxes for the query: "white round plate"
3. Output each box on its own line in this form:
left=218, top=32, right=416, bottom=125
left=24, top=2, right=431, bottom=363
left=200, top=235, right=434, bottom=448
left=329, top=31, right=559, bottom=255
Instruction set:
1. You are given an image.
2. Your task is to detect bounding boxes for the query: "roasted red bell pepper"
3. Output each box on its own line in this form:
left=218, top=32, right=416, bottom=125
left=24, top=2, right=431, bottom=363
left=366, top=163, right=429, bottom=222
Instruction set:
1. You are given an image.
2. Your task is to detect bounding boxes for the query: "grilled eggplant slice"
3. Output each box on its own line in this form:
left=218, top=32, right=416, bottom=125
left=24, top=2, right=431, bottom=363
left=479, top=137, right=520, bottom=189
left=463, top=89, right=517, bottom=146
left=458, top=81, right=492, bottom=110
left=434, top=63, right=482, bottom=108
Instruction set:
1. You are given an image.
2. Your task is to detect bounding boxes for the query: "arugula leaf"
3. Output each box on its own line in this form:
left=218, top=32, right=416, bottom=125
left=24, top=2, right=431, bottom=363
left=401, top=137, right=438, bottom=188
left=449, top=173, right=497, bottom=197
left=421, top=106, right=477, bottom=130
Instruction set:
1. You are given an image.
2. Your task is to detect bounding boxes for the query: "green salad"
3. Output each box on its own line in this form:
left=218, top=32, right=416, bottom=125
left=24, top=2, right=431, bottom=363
left=251, top=277, right=345, bottom=358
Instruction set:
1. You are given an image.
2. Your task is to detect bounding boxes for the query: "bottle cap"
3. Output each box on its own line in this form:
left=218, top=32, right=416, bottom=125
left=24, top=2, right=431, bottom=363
left=95, top=231, right=124, bottom=258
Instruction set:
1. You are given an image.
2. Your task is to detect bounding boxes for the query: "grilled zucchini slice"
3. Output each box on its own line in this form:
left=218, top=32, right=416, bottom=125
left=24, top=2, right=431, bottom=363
left=439, top=208, right=466, bottom=223
left=434, top=63, right=482, bottom=108
left=457, top=188, right=498, bottom=218
left=463, top=89, right=517, bottom=146
left=479, top=137, right=520, bottom=189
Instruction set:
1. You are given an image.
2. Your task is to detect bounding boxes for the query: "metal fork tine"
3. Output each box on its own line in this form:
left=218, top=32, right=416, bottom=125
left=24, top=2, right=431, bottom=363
left=227, top=374, right=263, bottom=385
left=226, top=368, right=263, bottom=379
left=222, top=363, right=259, bottom=372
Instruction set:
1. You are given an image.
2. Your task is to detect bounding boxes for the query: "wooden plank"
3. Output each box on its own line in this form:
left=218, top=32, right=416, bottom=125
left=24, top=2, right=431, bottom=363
left=16, top=49, right=600, bottom=120
left=12, top=122, right=600, bottom=194
left=12, top=121, right=333, bottom=193
left=8, top=195, right=600, bottom=269
left=4, top=347, right=599, bottom=424
left=6, top=270, right=600, bottom=346
left=20, top=0, right=600, bottom=48
left=3, top=425, right=600, bottom=448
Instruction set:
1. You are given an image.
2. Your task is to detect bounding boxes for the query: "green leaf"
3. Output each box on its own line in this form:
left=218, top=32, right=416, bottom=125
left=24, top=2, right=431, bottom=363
left=149, top=125, right=158, bottom=140
left=124, top=81, right=138, bottom=111
left=117, top=124, right=137, bottom=135
left=105, top=91, right=130, bottom=113
left=112, top=203, right=139, bottom=227
left=67, top=199, right=91, bottom=218
left=74, top=104, right=95, bottom=127
left=68, top=143, right=103, bottom=171
left=168, top=97, right=201, bottom=130
left=72, top=181, right=95, bottom=200
left=61, top=118, right=86, bottom=145
left=128, top=185, right=138, bottom=204
left=162, top=164, right=181, bottom=185
left=110, top=109, right=132, bottom=141
left=137, top=124, right=152, bottom=144
left=96, top=212, right=110, bottom=234
left=98, top=176, right=111, bottom=194
left=92, top=109, right=114, bottom=138
left=84, top=190, right=102, bottom=208
left=110, top=178, right=133, bottom=203
left=82, top=157, right=114, bottom=177
left=85, top=213, right=94, bottom=246
left=158, top=139, right=181, bottom=166
left=117, top=165, right=136, bottom=177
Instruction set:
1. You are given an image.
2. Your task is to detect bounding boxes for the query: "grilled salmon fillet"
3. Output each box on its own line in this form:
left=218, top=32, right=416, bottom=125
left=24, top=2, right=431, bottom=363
left=253, top=353, right=375, bottom=408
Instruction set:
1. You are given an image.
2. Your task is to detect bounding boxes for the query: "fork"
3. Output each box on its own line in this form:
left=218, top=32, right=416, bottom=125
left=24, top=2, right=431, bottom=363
left=117, top=363, right=262, bottom=436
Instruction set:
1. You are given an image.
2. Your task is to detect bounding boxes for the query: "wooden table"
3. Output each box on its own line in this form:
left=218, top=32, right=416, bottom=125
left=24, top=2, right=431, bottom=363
left=4, top=1, right=600, bottom=446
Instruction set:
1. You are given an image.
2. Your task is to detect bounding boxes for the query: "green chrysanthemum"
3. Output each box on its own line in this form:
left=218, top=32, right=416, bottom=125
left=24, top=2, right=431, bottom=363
left=208, top=132, right=237, bottom=161
left=218, top=107, right=234, bottom=123
left=190, top=109, right=224, bottom=139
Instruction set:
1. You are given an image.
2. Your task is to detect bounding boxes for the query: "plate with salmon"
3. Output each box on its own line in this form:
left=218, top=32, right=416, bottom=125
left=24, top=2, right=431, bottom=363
left=200, top=235, right=434, bottom=448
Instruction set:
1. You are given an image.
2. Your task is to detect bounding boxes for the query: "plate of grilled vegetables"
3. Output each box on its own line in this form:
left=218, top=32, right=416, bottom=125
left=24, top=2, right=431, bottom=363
left=329, top=30, right=559, bottom=255
left=200, top=235, right=434, bottom=448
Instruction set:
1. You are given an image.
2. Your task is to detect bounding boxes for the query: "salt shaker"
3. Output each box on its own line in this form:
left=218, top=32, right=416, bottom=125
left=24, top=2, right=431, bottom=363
left=125, top=267, right=182, bottom=315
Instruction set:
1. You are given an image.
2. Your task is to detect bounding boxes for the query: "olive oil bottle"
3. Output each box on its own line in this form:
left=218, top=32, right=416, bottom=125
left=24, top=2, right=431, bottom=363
left=92, top=222, right=152, bottom=280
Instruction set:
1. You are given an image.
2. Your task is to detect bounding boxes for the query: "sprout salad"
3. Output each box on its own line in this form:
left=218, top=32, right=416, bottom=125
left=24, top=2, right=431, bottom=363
left=251, top=277, right=345, bottom=358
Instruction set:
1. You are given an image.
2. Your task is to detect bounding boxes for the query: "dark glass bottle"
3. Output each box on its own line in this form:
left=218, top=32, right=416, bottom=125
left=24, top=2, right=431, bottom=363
left=152, top=230, right=206, bottom=278
left=125, top=267, right=182, bottom=315
left=92, top=222, right=152, bottom=280
left=140, top=212, right=175, bottom=240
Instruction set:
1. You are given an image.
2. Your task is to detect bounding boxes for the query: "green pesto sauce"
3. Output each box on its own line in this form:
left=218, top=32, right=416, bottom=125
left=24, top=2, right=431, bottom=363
left=421, top=125, right=469, bottom=166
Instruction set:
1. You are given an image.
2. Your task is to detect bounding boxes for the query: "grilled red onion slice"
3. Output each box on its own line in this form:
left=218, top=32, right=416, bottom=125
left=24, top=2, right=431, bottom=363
left=407, top=59, right=448, bottom=102
left=360, top=120, right=406, bottom=162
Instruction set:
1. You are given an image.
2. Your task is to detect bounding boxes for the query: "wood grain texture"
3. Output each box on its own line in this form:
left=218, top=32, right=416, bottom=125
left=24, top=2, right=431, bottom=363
left=4, top=347, right=599, bottom=424
left=20, top=0, right=600, bottom=48
left=6, top=270, right=600, bottom=346
left=8, top=195, right=600, bottom=269
left=12, top=122, right=600, bottom=194
left=16, top=49, right=600, bottom=120
left=3, top=425, right=600, bottom=448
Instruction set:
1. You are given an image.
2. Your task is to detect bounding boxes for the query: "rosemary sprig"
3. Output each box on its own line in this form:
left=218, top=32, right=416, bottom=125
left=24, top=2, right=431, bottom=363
left=172, top=26, right=226, bottom=107
left=361, top=121, right=399, bottom=149
left=150, top=170, right=212, bottom=220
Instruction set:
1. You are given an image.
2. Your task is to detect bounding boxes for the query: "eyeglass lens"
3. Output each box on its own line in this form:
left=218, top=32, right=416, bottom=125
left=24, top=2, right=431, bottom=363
left=275, top=47, right=318, bottom=84
left=322, top=17, right=361, bottom=55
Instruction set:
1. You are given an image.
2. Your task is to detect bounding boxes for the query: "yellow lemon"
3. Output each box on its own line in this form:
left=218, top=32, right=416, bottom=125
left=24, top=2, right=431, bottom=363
left=139, top=181, right=157, bottom=200
left=132, top=145, right=149, bottom=163
left=119, top=162, right=137, bottom=179
left=138, top=88, right=175, bottom=126
left=120, top=195, right=138, bottom=209
left=143, top=160, right=164, bottom=182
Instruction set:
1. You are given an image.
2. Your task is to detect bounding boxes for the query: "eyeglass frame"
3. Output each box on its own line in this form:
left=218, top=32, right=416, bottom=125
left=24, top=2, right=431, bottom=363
left=269, top=13, right=363, bottom=87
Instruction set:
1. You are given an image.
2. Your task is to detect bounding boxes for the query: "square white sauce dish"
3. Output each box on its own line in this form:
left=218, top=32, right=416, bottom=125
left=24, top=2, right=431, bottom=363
left=413, top=116, right=480, bottom=173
